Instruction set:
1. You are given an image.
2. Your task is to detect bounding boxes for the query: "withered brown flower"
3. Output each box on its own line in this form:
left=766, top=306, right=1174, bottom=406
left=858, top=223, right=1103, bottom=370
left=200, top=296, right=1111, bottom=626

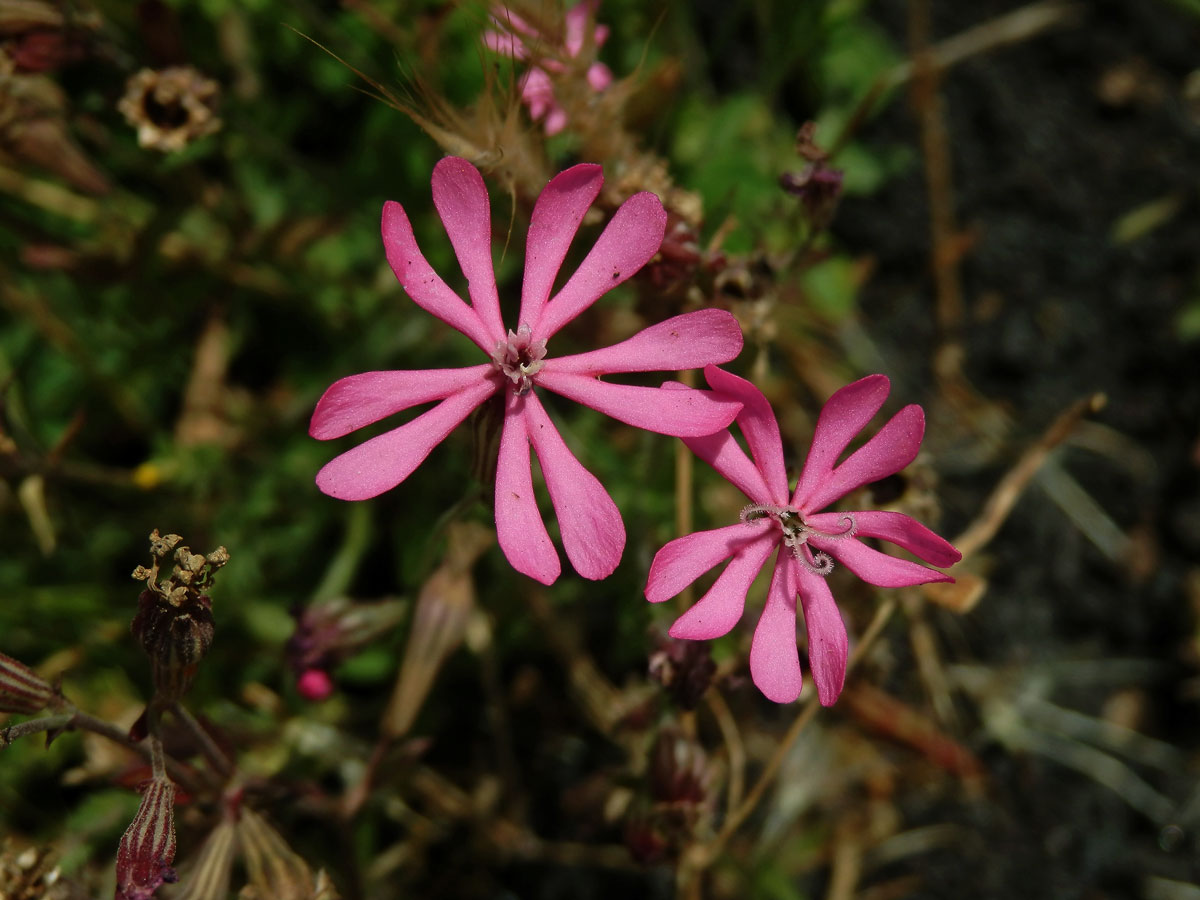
left=118, top=66, right=220, bottom=152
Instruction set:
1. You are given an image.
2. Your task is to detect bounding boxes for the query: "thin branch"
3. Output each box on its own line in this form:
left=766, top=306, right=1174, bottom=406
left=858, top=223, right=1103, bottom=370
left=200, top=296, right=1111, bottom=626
left=693, top=599, right=899, bottom=869
left=3, top=709, right=205, bottom=793
left=1, top=713, right=73, bottom=746
left=705, top=687, right=745, bottom=819
left=171, top=702, right=235, bottom=778
left=954, top=392, right=1107, bottom=560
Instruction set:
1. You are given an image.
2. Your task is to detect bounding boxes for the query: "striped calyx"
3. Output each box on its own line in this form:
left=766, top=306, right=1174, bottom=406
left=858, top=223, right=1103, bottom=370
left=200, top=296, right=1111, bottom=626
left=116, top=777, right=177, bottom=900
left=0, top=651, right=54, bottom=714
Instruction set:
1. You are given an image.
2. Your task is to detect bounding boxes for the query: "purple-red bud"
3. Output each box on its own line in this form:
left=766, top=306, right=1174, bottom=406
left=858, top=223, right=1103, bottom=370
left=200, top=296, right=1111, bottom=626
left=115, top=778, right=177, bottom=900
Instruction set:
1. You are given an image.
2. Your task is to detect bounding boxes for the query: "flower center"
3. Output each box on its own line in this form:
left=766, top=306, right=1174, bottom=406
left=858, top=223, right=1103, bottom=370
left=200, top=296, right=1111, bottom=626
left=491, top=323, right=548, bottom=396
left=739, top=505, right=857, bottom=576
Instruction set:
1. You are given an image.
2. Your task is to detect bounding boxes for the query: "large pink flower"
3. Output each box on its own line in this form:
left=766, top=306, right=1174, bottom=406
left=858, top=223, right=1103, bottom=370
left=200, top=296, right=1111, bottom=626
left=311, top=158, right=744, bottom=585
left=645, top=366, right=961, bottom=706
left=484, top=1, right=613, bottom=136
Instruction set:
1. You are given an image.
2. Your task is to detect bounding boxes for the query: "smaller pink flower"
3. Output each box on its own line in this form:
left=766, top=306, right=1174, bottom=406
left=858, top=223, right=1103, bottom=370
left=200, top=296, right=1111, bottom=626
left=484, top=1, right=613, bottom=136
left=646, top=367, right=962, bottom=706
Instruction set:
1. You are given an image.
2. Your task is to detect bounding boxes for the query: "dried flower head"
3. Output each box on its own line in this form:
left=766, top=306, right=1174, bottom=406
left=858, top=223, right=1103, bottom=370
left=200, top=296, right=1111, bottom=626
left=118, top=66, right=220, bottom=152
left=131, top=530, right=227, bottom=702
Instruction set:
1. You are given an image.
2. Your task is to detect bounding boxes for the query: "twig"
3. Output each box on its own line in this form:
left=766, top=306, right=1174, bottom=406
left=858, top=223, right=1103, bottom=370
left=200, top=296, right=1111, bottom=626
left=1, top=712, right=73, bottom=746
left=694, top=599, right=898, bottom=867
left=704, top=687, right=745, bottom=818
left=907, top=0, right=965, bottom=350
left=675, top=368, right=697, bottom=612
left=830, top=0, right=1082, bottom=157
left=171, top=701, right=235, bottom=778
left=953, top=392, right=1107, bottom=560
left=2, top=709, right=204, bottom=793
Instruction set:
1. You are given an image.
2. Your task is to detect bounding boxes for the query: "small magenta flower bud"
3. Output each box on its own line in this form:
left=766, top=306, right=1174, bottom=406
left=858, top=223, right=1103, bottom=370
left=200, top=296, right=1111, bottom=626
left=0, top=651, right=55, bottom=714
left=115, top=777, right=177, bottom=899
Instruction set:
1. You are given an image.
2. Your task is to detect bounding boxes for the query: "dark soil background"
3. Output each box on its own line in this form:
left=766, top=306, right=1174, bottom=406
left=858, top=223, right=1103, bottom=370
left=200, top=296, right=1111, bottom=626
left=835, top=0, right=1200, bottom=896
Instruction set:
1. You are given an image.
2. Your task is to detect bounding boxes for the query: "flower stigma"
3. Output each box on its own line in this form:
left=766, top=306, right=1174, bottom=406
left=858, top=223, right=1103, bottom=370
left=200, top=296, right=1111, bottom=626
left=491, top=323, right=548, bottom=396
left=739, top=504, right=857, bottom=576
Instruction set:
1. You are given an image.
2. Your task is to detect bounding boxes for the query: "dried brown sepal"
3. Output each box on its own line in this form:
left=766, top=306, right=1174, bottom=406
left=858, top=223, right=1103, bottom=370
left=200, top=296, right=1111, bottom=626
left=115, top=777, right=177, bottom=900
left=117, top=66, right=221, bottom=152
left=0, top=650, right=54, bottom=714
left=382, top=521, right=491, bottom=738
left=238, top=808, right=338, bottom=900
left=170, top=819, right=235, bottom=900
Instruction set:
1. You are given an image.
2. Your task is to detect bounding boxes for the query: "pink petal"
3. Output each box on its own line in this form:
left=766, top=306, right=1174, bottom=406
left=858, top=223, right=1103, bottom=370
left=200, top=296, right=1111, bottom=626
left=668, top=534, right=776, bottom=640
left=749, top=551, right=803, bottom=703
left=536, top=370, right=740, bottom=437
left=488, top=7, right=537, bottom=41
left=811, top=534, right=953, bottom=587
left=315, top=379, right=497, bottom=501
left=518, top=164, right=604, bottom=328
left=542, top=107, right=569, bottom=136
left=524, top=392, right=624, bottom=580
left=564, top=0, right=598, bottom=54
left=795, top=567, right=848, bottom=707
left=806, top=510, right=961, bottom=568
left=799, top=405, right=925, bottom=512
left=678, top=431, right=772, bottom=505
left=534, top=192, right=667, bottom=338
left=381, top=201, right=496, bottom=352
left=792, top=375, right=890, bottom=509
left=703, top=365, right=789, bottom=504
left=546, top=310, right=743, bottom=375
left=495, top=394, right=560, bottom=584
left=482, top=30, right=526, bottom=59
left=586, top=62, right=613, bottom=91
left=521, top=68, right=555, bottom=118
left=645, top=522, right=770, bottom=604
left=310, top=365, right=495, bottom=439
left=660, top=381, right=771, bottom=502
left=430, top=157, right=505, bottom=340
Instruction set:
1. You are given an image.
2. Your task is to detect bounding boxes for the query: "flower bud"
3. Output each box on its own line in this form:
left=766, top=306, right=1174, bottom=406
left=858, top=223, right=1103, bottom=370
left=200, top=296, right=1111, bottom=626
left=648, top=636, right=715, bottom=710
left=115, top=777, right=177, bottom=900
left=286, top=596, right=406, bottom=700
left=0, top=651, right=54, bottom=714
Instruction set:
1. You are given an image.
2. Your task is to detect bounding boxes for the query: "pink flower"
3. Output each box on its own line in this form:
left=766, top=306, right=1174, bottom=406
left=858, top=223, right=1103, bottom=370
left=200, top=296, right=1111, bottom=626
left=645, top=367, right=962, bottom=706
left=484, top=1, right=613, bottom=135
left=311, top=158, right=744, bottom=585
